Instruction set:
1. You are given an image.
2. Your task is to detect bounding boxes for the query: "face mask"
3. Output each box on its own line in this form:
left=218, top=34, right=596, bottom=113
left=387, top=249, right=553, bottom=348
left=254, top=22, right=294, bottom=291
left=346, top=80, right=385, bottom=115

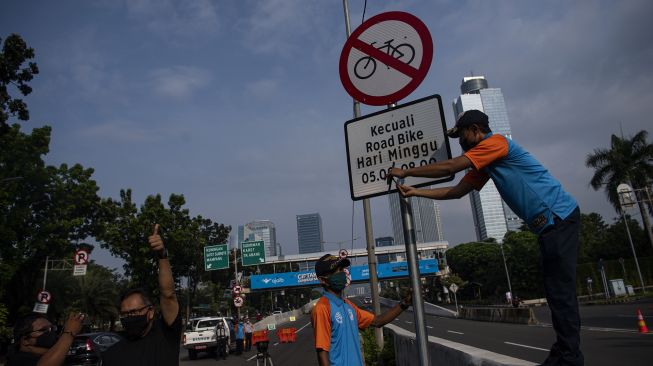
left=120, top=314, right=151, bottom=339
left=326, top=272, right=348, bottom=292
left=34, top=330, right=58, bottom=348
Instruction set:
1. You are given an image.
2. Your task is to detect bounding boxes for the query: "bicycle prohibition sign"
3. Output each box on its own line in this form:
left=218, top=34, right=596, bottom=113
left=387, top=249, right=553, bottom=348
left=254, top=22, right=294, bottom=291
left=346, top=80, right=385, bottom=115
left=339, top=11, right=433, bottom=106
left=354, top=38, right=415, bottom=80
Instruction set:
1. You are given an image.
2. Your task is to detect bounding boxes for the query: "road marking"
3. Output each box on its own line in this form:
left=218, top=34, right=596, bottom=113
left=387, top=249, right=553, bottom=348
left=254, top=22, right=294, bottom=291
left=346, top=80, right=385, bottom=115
left=447, top=330, right=463, bottom=335
left=535, top=323, right=641, bottom=334
left=296, top=322, right=311, bottom=333
left=427, top=326, right=433, bottom=329
left=405, top=320, right=413, bottom=324
left=504, top=342, right=548, bottom=352
left=273, top=342, right=279, bottom=346
left=247, top=354, right=257, bottom=361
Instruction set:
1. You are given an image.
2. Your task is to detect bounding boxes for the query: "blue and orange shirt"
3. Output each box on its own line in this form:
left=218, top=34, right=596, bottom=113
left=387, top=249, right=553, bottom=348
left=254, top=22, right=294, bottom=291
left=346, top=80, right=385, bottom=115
left=311, top=292, right=375, bottom=366
left=462, top=133, right=577, bottom=233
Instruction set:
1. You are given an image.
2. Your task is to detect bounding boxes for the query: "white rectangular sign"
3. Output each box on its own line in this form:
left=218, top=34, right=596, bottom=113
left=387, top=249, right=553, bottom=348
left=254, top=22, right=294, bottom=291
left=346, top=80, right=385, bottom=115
left=33, top=303, right=49, bottom=314
left=73, top=264, right=87, bottom=276
left=345, top=95, right=453, bottom=200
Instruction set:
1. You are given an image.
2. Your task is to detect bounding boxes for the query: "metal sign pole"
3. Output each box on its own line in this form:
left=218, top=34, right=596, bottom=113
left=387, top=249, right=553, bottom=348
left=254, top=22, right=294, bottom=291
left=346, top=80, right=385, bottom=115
left=343, top=0, right=383, bottom=349
left=399, top=195, right=430, bottom=366
left=42, top=256, right=49, bottom=291
left=619, top=208, right=646, bottom=292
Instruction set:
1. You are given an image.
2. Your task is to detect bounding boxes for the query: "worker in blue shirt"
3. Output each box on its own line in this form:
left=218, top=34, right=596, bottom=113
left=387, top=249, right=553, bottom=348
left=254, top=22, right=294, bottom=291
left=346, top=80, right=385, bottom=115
left=388, top=110, right=583, bottom=366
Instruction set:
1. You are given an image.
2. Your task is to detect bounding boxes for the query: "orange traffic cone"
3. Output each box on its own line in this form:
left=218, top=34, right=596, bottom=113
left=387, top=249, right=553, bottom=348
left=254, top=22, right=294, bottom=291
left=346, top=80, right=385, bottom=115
left=637, top=309, right=648, bottom=333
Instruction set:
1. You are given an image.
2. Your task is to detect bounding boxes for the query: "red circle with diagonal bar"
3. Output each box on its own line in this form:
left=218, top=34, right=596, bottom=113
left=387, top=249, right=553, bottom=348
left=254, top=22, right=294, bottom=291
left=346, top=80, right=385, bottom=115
left=339, top=11, right=433, bottom=106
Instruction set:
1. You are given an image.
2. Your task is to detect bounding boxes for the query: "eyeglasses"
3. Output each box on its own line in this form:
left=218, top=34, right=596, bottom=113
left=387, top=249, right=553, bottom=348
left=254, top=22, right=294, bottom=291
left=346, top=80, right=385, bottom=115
left=120, top=305, right=152, bottom=318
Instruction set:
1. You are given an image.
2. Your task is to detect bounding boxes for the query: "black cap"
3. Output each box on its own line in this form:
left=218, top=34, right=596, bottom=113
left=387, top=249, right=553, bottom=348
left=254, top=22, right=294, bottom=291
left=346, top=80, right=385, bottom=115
left=446, top=110, right=489, bottom=138
left=315, top=254, right=350, bottom=277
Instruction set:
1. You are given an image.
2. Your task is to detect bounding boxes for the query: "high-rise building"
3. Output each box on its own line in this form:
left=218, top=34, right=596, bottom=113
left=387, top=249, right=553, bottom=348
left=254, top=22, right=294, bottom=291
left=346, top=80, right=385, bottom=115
left=452, top=76, right=524, bottom=242
left=389, top=194, right=444, bottom=246
left=242, top=220, right=277, bottom=257
left=297, top=213, right=324, bottom=254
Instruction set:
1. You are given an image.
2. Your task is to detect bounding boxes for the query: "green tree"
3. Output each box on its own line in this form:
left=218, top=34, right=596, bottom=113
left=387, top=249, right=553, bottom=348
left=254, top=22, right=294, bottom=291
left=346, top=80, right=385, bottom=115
left=0, top=34, right=39, bottom=134
left=502, top=231, right=543, bottom=298
left=445, top=242, right=507, bottom=298
left=98, top=190, right=230, bottom=313
left=0, top=125, right=103, bottom=321
left=586, top=131, right=653, bottom=250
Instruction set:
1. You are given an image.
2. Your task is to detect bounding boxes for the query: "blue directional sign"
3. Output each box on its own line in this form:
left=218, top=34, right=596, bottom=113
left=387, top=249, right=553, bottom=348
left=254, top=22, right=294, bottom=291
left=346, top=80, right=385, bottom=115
left=250, top=259, right=439, bottom=290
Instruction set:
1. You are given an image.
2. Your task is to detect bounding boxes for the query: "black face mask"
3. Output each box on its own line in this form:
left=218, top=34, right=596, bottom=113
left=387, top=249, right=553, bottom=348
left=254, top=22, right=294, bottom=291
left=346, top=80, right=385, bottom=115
left=120, top=315, right=151, bottom=339
left=34, top=330, right=58, bottom=348
left=459, top=137, right=474, bottom=152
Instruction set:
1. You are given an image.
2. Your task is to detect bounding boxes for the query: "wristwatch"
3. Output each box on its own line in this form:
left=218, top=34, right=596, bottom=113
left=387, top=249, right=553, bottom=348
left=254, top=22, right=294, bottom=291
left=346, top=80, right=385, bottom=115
left=62, top=330, right=76, bottom=338
left=157, top=248, right=168, bottom=259
left=400, top=301, right=410, bottom=310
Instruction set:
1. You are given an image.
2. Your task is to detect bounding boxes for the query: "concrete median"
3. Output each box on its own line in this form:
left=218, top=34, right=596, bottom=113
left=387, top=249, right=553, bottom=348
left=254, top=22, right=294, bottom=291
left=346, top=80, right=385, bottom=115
left=385, top=323, right=536, bottom=366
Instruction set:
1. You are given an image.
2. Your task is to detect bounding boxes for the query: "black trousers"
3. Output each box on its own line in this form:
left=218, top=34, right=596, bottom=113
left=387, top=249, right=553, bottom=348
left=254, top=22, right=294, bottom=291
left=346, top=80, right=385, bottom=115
left=245, top=332, right=252, bottom=351
left=216, top=338, right=228, bottom=359
left=235, top=339, right=243, bottom=355
left=538, top=207, right=584, bottom=366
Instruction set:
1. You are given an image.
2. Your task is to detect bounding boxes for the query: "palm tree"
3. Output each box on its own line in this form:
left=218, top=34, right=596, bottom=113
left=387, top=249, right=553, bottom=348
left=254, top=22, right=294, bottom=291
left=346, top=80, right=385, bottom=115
left=586, top=130, right=653, bottom=250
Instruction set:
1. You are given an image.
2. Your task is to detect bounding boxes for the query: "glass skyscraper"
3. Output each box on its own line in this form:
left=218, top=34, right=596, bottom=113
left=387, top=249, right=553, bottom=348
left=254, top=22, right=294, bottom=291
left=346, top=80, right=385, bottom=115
left=241, top=220, right=277, bottom=257
left=297, top=213, right=324, bottom=254
left=452, top=76, right=524, bottom=242
left=388, top=193, right=444, bottom=246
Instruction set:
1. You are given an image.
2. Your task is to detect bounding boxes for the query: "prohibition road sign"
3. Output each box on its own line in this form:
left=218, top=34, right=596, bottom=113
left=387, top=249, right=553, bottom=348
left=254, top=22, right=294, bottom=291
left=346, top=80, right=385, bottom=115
left=339, top=11, right=433, bottom=106
left=74, top=249, right=89, bottom=265
left=233, top=285, right=243, bottom=295
left=37, top=290, right=52, bottom=304
left=339, top=249, right=348, bottom=259
left=233, top=296, right=244, bottom=307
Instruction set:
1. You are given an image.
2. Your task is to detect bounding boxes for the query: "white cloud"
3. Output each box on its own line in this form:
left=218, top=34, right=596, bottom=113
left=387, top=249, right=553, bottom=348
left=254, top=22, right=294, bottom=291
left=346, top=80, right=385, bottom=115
left=124, top=0, right=220, bottom=38
left=77, top=119, right=164, bottom=143
left=149, top=66, right=212, bottom=99
left=245, top=79, right=280, bottom=99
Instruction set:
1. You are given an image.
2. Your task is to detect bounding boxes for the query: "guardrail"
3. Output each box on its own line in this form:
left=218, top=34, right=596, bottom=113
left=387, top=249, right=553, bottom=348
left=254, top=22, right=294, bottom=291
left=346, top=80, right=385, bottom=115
left=253, top=299, right=318, bottom=331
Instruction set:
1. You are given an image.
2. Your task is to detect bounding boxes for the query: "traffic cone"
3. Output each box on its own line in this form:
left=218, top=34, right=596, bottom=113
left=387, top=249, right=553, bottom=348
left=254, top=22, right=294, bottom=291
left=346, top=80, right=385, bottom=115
left=637, top=309, right=648, bottom=333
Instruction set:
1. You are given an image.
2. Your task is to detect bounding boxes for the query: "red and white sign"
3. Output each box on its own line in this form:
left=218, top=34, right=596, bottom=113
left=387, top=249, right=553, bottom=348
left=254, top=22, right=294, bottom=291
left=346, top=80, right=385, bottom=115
left=233, top=296, right=244, bottom=307
left=343, top=268, right=351, bottom=287
left=232, top=285, right=242, bottom=295
left=74, top=249, right=89, bottom=265
left=339, top=11, right=433, bottom=106
left=37, top=290, right=52, bottom=304
left=339, top=249, right=348, bottom=259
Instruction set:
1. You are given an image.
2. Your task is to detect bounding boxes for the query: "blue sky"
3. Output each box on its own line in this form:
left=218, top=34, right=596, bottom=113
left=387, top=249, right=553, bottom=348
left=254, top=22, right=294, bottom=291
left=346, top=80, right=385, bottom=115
left=2, top=0, right=652, bottom=271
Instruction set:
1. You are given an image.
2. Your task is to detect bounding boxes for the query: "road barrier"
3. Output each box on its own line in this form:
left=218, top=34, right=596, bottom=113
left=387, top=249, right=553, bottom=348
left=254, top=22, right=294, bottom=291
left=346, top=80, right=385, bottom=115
left=276, top=328, right=297, bottom=343
left=385, top=323, right=537, bottom=366
left=252, top=330, right=269, bottom=345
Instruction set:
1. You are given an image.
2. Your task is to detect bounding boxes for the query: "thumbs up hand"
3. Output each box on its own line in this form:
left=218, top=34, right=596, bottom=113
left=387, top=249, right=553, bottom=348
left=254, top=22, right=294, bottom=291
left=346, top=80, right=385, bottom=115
left=148, top=224, right=165, bottom=252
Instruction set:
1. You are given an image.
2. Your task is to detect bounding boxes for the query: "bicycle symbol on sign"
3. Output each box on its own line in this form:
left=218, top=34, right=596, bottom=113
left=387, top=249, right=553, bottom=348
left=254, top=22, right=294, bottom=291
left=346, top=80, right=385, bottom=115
left=354, top=38, right=415, bottom=80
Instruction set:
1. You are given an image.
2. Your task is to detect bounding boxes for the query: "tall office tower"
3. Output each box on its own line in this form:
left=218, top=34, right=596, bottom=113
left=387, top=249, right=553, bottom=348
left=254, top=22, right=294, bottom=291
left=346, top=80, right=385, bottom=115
left=389, top=194, right=444, bottom=246
left=375, top=236, right=395, bottom=264
left=243, top=220, right=277, bottom=257
left=452, top=76, right=524, bottom=242
left=297, top=213, right=324, bottom=254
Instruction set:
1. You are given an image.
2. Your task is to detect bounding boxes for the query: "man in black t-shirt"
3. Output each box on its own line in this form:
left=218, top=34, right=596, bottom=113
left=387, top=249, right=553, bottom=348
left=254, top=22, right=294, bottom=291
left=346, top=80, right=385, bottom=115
left=102, top=224, right=181, bottom=366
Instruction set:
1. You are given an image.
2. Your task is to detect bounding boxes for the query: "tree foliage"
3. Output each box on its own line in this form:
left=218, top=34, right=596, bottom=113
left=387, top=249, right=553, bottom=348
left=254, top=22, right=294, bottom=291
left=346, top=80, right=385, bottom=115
left=97, top=190, right=231, bottom=303
left=0, top=34, right=39, bottom=134
left=0, top=124, right=103, bottom=319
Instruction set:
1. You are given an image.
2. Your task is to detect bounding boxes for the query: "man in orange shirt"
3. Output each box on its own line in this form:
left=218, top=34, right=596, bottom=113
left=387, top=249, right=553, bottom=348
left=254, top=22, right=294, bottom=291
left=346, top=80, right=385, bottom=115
left=311, top=254, right=411, bottom=366
left=387, top=110, right=583, bottom=366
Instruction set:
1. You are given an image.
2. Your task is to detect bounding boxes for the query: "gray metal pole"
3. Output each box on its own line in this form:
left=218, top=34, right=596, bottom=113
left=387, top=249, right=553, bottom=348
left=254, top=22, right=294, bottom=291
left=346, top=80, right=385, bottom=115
left=399, top=195, right=430, bottom=366
left=42, top=256, right=48, bottom=291
left=499, top=243, right=513, bottom=301
left=342, top=0, right=383, bottom=349
left=620, top=209, right=646, bottom=292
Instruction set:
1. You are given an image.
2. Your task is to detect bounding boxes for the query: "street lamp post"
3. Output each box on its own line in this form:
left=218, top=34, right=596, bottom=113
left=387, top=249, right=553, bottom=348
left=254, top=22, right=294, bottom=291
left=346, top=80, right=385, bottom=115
left=617, top=183, right=646, bottom=293
left=499, top=243, right=513, bottom=303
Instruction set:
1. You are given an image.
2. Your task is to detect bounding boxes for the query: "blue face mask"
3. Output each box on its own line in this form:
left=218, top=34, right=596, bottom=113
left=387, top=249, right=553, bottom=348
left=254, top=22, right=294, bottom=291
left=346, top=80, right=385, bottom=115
left=326, top=272, right=348, bottom=291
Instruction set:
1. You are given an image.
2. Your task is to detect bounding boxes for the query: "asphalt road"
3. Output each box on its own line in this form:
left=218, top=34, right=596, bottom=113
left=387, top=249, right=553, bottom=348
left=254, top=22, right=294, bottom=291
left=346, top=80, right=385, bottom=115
left=386, top=298, right=653, bottom=366
left=179, top=312, right=317, bottom=366
left=180, top=299, right=653, bottom=366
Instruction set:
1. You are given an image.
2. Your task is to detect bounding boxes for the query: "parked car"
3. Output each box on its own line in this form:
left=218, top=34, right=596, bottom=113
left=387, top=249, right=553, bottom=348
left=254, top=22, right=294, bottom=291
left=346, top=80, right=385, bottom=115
left=65, top=332, right=123, bottom=366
